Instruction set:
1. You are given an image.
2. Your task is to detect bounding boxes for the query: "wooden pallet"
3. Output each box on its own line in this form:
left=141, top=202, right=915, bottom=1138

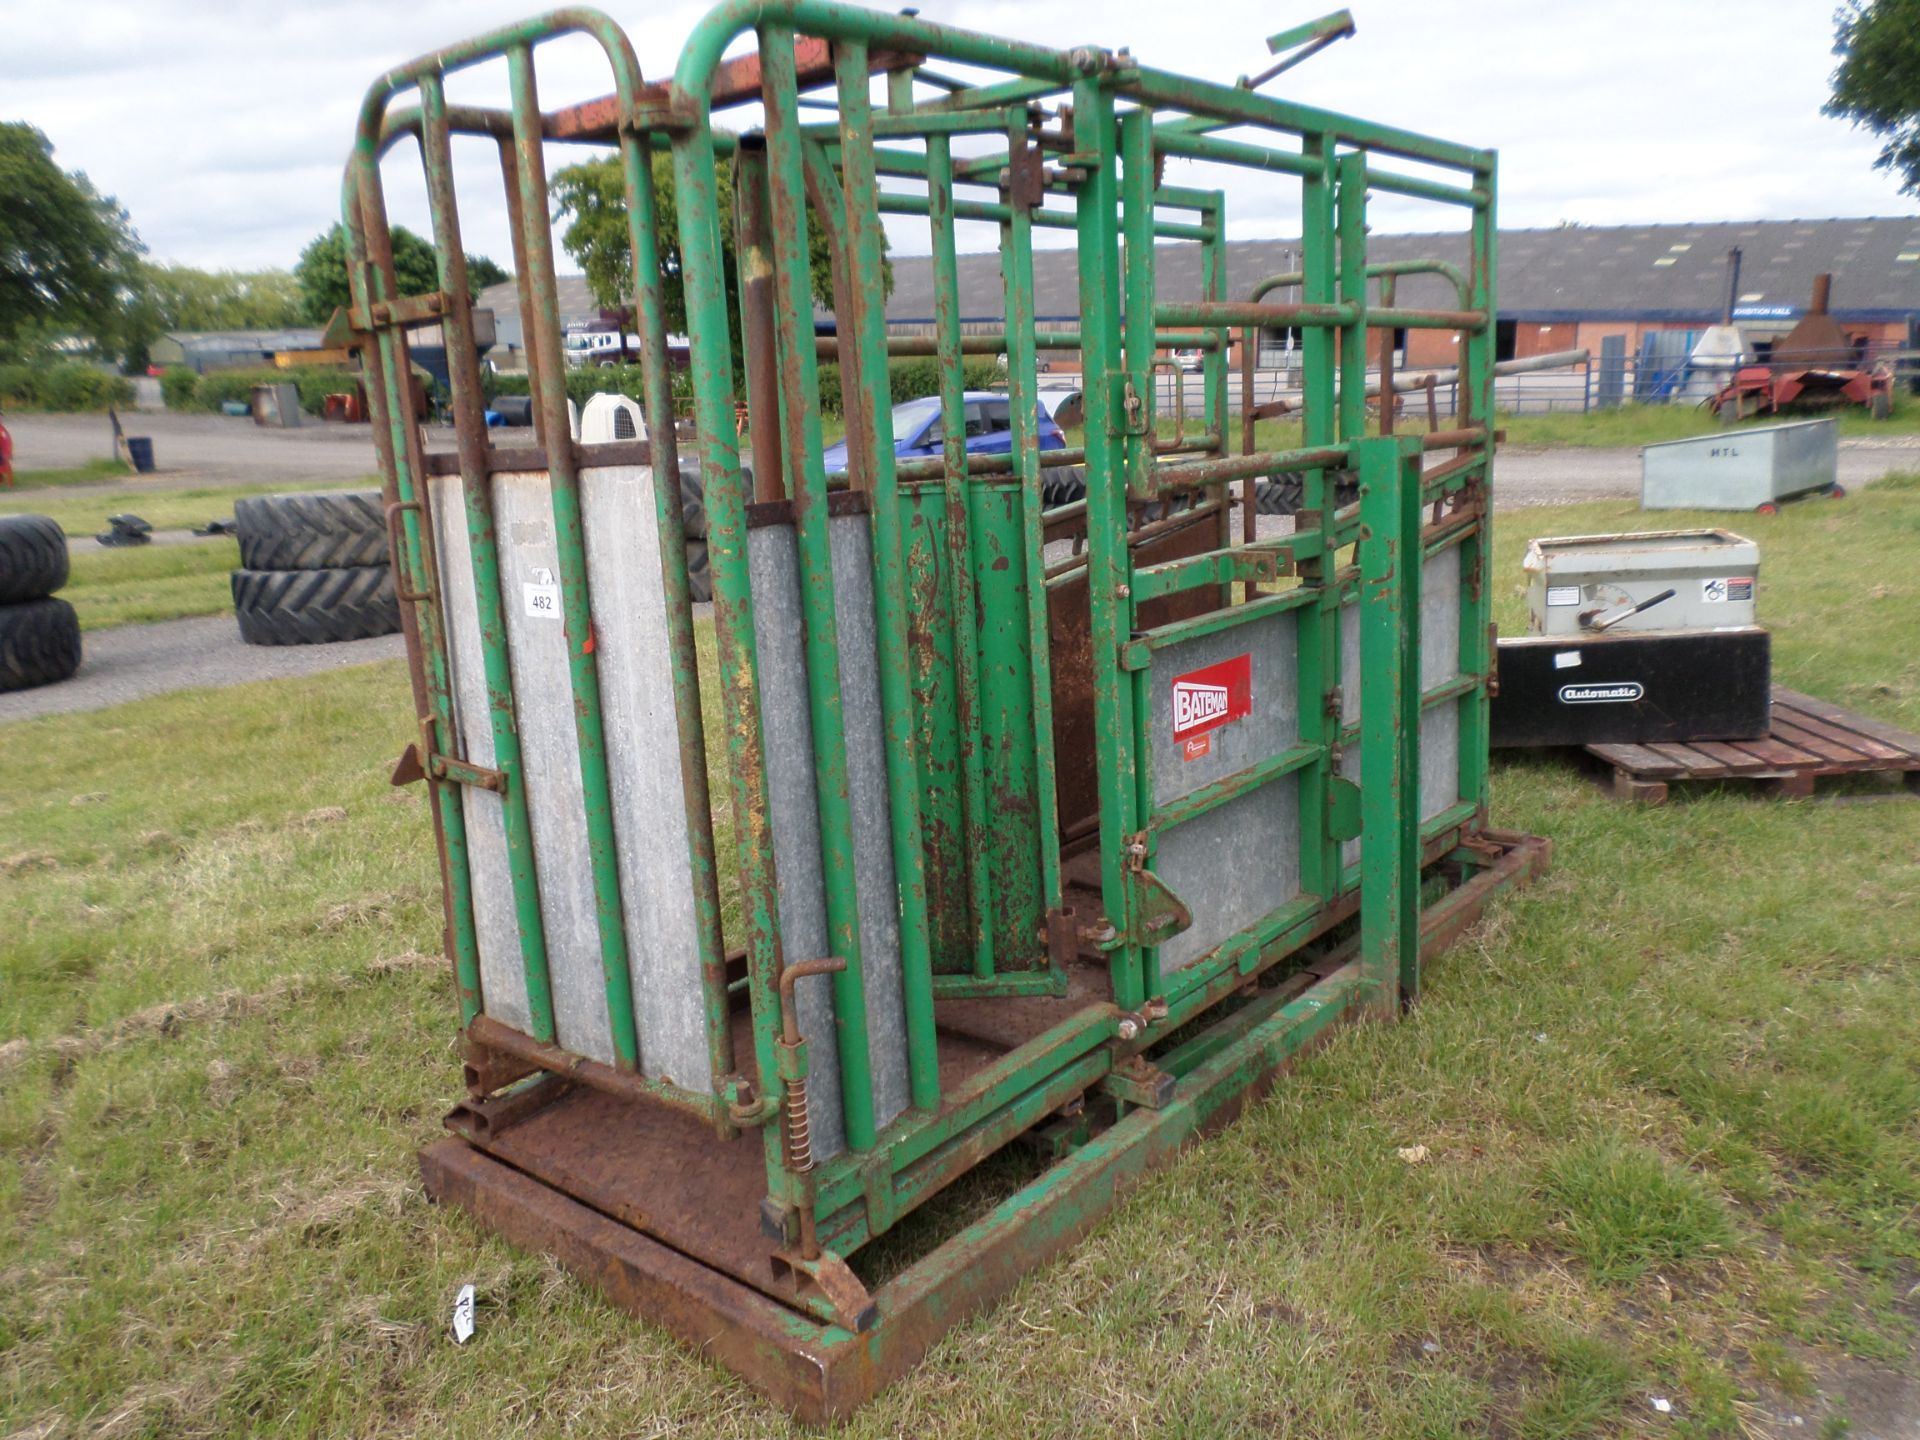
left=1586, top=687, right=1920, bottom=803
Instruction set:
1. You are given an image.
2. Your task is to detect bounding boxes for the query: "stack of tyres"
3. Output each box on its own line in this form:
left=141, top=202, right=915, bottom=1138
left=0, top=514, right=81, bottom=691
left=231, top=491, right=402, bottom=645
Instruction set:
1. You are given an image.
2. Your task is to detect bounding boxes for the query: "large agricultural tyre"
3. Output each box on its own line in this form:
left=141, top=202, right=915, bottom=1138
left=1040, top=464, right=1087, bottom=508
left=0, top=514, right=70, bottom=604
left=233, top=490, right=390, bottom=571
left=230, top=565, right=401, bottom=646
left=0, top=596, right=81, bottom=691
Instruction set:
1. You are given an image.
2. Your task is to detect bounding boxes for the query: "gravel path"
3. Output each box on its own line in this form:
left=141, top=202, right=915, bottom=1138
left=0, top=616, right=405, bottom=724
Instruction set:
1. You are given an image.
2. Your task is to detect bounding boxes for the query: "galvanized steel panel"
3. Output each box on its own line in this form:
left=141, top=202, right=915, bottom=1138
left=1146, top=608, right=1299, bottom=809
left=1422, top=543, right=1462, bottom=689
left=429, top=473, right=532, bottom=1037
left=1420, top=699, right=1461, bottom=822
left=1154, top=777, right=1301, bottom=973
left=1641, top=417, right=1837, bottom=510
left=494, top=470, right=615, bottom=1065
left=829, top=512, right=911, bottom=1134
left=748, top=523, right=845, bottom=1161
left=581, top=464, right=708, bottom=1090
left=747, top=514, right=912, bottom=1161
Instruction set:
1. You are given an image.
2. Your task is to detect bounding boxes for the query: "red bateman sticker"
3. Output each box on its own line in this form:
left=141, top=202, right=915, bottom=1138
left=1171, top=653, right=1252, bottom=742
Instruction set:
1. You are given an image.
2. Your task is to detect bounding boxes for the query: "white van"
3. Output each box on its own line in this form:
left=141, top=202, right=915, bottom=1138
left=563, top=330, right=639, bottom=368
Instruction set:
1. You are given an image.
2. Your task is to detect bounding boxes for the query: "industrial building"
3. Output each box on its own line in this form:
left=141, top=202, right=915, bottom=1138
left=877, top=215, right=1920, bottom=377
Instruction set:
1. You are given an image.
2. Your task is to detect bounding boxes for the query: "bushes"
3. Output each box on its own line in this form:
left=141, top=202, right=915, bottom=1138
left=0, top=362, right=135, bottom=412
left=159, top=367, right=199, bottom=410
left=186, top=366, right=354, bottom=416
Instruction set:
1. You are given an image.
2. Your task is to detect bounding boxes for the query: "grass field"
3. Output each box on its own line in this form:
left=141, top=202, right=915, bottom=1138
left=2, top=480, right=1917, bottom=1437
left=1, top=481, right=370, bottom=632
left=6, top=459, right=133, bottom=489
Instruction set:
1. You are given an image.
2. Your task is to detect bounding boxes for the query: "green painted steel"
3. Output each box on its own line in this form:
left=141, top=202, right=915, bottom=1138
left=348, top=0, right=1504, bottom=1325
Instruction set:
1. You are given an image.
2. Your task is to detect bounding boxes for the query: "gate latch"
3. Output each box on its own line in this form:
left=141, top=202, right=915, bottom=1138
left=1120, top=831, right=1192, bottom=948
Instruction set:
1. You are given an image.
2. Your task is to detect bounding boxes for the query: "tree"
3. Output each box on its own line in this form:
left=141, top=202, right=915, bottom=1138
left=0, top=123, right=146, bottom=362
left=466, top=254, right=511, bottom=292
left=549, top=153, right=886, bottom=363
left=139, top=264, right=304, bottom=332
left=293, top=223, right=509, bottom=325
left=1826, top=0, right=1920, bottom=197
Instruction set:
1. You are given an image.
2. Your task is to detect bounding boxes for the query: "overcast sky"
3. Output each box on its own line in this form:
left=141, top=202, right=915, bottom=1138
left=6, top=0, right=1913, bottom=274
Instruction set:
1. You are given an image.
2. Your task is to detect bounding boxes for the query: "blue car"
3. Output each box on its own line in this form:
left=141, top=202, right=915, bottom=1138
left=821, top=391, right=1068, bottom=471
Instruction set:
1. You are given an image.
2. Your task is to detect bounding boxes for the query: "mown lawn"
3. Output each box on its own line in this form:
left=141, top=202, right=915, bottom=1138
left=5, top=459, right=133, bottom=489
left=1, top=481, right=378, bottom=631
left=2, top=478, right=1917, bottom=1437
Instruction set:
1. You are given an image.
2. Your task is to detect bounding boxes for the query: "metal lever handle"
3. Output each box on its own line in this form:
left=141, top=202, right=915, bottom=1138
left=1581, top=587, right=1675, bottom=632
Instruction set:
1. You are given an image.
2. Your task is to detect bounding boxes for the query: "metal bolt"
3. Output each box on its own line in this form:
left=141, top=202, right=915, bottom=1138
left=1116, top=1016, right=1141, bottom=1041
left=1116, top=583, right=1130, bottom=598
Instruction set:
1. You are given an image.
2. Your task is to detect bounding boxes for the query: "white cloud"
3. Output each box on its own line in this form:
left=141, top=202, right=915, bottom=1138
left=6, top=0, right=1910, bottom=271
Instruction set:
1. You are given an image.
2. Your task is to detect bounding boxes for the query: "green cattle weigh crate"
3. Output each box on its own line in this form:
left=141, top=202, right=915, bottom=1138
left=339, top=2, right=1544, bottom=1417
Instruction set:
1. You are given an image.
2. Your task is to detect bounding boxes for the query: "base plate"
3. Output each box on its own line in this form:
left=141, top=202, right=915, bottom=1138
left=421, top=830, right=1549, bottom=1421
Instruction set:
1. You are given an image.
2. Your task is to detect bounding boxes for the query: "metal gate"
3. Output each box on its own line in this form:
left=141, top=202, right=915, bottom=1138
left=341, top=1, right=1525, bottom=1392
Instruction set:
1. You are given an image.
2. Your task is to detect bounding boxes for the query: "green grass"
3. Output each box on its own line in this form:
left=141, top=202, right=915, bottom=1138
left=62, top=539, right=239, bottom=630
left=4, top=483, right=1919, bottom=1436
left=0, top=480, right=381, bottom=631
left=0, top=479, right=306, bottom=538
left=7, top=458, right=133, bottom=489
left=1501, top=391, right=1920, bottom=449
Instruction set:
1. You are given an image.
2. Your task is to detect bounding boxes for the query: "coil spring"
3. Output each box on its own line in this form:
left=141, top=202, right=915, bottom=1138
left=784, top=1074, right=814, bottom=1173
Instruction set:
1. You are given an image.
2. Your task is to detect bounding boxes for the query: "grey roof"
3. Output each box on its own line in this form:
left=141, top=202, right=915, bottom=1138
left=877, top=216, right=1920, bottom=325
left=164, top=328, right=328, bottom=351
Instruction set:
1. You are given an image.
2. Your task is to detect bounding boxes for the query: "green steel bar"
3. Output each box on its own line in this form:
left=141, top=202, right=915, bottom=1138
left=761, top=24, right=876, bottom=1149
left=832, top=42, right=941, bottom=1113
left=412, top=74, right=556, bottom=1041
left=873, top=184, right=1206, bottom=239
left=1355, top=435, right=1424, bottom=1013
left=1337, top=151, right=1370, bottom=442
left=925, top=133, right=996, bottom=984
left=1000, top=109, right=1063, bottom=918
left=1298, top=135, right=1339, bottom=905
left=1199, top=190, right=1231, bottom=593
left=813, top=329, right=1225, bottom=357
left=338, top=172, right=486, bottom=1028
left=916, top=72, right=1064, bottom=115
left=1157, top=300, right=1357, bottom=329
left=1149, top=744, right=1318, bottom=832
left=1120, top=64, right=1492, bottom=172
left=505, top=42, right=641, bottom=1070
left=1365, top=169, right=1487, bottom=208
left=1152, top=127, right=1314, bottom=177
left=1119, top=108, right=1157, bottom=505
left=663, top=99, right=789, bottom=1198
left=614, top=81, right=734, bottom=1101
left=1071, top=74, right=1144, bottom=1013
left=1459, top=162, right=1499, bottom=823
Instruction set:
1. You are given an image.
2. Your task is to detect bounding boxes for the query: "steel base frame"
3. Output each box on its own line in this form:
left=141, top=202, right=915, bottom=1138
left=420, top=830, right=1548, bottom=1421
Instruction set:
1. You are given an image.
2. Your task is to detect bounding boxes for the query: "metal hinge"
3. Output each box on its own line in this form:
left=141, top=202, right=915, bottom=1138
left=350, top=288, right=455, bottom=332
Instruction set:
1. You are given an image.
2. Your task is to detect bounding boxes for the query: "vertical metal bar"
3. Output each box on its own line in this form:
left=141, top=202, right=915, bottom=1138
left=1118, top=109, right=1156, bottom=503
left=762, top=25, right=876, bottom=1148
left=925, top=133, right=996, bottom=983
left=416, top=75, right=555, bottom=1041
left=1355, top=434, right=1423, bottom=1012
left=1336, top=151, right=1369, bottom=443
left=1457, top=161, right=1498, bottom=823
left=1073, top=73, right=1144, bottom=1013
left=341, top=170, right=484, bottom=1027
left=734, top=143, right=786, bottom=505
left=617, top=100, right=734, bottom=1101
left=666, top=98, right=788, bottom=1194
left=505, top=42, right=641, bottom=1070
left=494, top=141, right=544, bottom=448
left=1199, top=192, right=1232, bottom=602
left=1297, top=136, right=1337, bottom=903
left=1239, top=323, right=1257, bottom=547
left=836, top=41, right=940, bottom=1113
left=1377, top=276, right=1396, bottom=436
left=1000, top=116, right=1062, bottom=918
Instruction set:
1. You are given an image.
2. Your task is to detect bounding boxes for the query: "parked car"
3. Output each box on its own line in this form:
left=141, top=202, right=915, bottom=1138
left=821, top=391, right=1086, bottom=507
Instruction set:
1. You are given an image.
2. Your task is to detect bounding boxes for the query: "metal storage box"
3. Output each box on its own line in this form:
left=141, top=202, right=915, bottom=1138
left=1640, top=417, right=1838, bottom=511
left=1525, top=529, right=1760, bottom=635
